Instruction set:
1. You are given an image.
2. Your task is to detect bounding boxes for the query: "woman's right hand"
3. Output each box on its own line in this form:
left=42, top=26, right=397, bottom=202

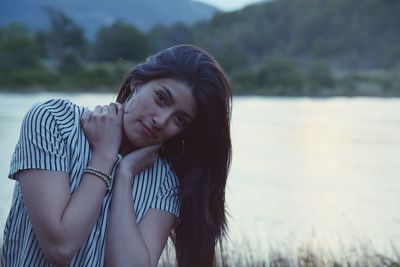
left=80, top=103, right=124, bottom=158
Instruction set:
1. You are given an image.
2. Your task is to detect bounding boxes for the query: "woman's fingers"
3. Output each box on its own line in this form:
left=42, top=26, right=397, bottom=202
left=80, top=110, right=92, bottom=125
left=92, top=103, right=122, bottom=118
left=89, top=104, right=122, bottom=121
left=101, top=105, right=109, bottom=115
left=109, top=102, right=117, bottom=114
left=108, top=102, right=124, bottom=122
left=109, top=102, right=123, bottom=116
left=116, top=103, right=124, bottom=120
left=145, top=144, right=162, bottom=155
left=94, top=105, right=102, bottom=114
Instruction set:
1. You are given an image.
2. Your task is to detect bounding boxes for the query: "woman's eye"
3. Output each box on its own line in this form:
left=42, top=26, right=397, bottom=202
left=156, top=92, right=167, bottom=104
left=175, top=116, right=188, bottom=128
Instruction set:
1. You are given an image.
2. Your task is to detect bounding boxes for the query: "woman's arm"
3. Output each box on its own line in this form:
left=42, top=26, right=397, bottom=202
left=105, top=146, right=176, bottom=267
left=19, top=152, right=115, bottom=266
left=18, top=103, right=124, bottom=266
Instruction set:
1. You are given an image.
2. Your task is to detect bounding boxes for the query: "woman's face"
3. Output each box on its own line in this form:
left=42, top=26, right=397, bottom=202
left=123, top=78, right=197, bottom=148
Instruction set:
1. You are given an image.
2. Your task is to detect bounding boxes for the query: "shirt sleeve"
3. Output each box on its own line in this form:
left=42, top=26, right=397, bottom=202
left=150, top=166, right=181, bottom=219
left=8, top=99, right=70, bottom=180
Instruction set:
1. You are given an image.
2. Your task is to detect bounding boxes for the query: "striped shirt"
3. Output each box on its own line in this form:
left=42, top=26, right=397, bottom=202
left=1, top=99, right=181, bottom=267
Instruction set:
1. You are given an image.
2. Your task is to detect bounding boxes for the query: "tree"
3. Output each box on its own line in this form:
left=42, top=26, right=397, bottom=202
left=0, top=24, right=41, bottom=70
left=214, top=42, right=248, bottom=73
left=58, top=51, right=83, bottom=75
left=43, top=7, right=87, bottom=59
left=94, top=21, right=150, bottom=62
left=257, top=56, right=303, bottom=90
left=306, top=62, right=335, bottom=90
left=0, top=24, right=57, bottom=87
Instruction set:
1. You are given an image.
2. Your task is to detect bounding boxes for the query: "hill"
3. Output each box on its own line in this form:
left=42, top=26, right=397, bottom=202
left=150, top=0, right=400, bottom=70
left=1, top=0, right=399, bottom=95
left=0, top=0, right=218, bottom=39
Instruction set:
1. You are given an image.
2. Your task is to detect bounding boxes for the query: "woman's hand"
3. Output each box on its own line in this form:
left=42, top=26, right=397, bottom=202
left=80, top=103, right=124, bottom=158
left=117, top=144, right=161, bottom=181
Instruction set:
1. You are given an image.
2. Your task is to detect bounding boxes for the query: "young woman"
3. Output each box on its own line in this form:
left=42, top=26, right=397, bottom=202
left=1, top=44, right=232, bottom=267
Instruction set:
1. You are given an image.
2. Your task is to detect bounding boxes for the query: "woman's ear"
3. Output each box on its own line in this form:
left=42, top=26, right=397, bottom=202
left=124, top=89, right=137, bottom=113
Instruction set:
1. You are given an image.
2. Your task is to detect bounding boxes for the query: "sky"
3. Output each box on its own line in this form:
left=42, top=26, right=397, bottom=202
left=195, top=0, right=266, bottom=11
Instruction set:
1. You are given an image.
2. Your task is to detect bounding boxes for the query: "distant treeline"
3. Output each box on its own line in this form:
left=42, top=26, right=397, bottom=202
left=1, top=0, right=400, bottom=96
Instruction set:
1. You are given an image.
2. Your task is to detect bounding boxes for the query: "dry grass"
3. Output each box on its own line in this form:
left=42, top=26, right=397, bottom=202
left=159, top=239, right=400, bottom=267
left=1, top=240, right=398, bottom=266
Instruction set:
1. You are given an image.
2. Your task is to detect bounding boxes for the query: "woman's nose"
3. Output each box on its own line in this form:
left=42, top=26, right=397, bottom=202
left=152, top=111, right=169, bottom=129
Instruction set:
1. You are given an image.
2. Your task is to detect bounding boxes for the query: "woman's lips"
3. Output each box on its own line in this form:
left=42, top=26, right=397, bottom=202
left=140, top=121, right=157, bottom=139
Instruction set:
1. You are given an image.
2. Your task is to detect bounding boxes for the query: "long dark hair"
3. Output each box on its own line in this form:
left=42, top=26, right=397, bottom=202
left=116, top=44, right=232, bottom=267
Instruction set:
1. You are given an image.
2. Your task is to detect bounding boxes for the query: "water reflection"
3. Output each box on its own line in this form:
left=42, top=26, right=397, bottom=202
left=229, top=97, right=400, bottom=254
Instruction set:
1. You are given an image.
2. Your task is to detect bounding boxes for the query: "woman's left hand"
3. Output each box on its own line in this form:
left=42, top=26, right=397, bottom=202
left=116, top=144, right=161, bottom=182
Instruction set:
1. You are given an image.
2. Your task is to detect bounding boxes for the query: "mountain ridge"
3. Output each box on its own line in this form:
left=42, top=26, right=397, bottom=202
left=0, top=0, right=218, bottom=39
left=151, top=0, right=400, bottom=69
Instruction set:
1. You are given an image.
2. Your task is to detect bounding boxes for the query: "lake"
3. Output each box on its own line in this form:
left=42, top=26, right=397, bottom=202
left=1, top=92, right=399, bottom=257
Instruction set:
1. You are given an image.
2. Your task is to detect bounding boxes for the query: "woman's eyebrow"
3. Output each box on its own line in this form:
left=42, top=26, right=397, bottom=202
left=160, top=85, right=194, bottom=120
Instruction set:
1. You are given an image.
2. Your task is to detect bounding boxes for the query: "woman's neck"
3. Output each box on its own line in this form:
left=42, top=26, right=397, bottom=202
left=119, top=133, right=138, bottom=156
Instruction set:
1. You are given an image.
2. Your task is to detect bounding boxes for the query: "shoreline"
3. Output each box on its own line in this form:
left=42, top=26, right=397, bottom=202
left=1, top=88, right=400, bottom=98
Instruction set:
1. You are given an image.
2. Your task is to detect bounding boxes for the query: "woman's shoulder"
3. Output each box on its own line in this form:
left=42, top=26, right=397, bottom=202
left=23, top=98, right=86, bottom=135
left=27, top=98, right=85, bottom=121
left=30, top=98, right=84, bottom=114
left=155, top=157, right=179, bottom=186
left=146, top=157, right=181, bottom=218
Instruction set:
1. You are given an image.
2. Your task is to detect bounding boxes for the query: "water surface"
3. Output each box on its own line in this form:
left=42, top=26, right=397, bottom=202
left=1, top=93, right=399, bottom=256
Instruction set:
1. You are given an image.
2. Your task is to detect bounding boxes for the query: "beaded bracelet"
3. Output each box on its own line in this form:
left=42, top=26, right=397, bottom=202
left=83, top=167, right=112, bottom=192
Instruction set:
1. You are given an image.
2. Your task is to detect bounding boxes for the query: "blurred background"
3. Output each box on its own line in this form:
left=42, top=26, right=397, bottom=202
left=1, top=0, right=399, bottom=265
